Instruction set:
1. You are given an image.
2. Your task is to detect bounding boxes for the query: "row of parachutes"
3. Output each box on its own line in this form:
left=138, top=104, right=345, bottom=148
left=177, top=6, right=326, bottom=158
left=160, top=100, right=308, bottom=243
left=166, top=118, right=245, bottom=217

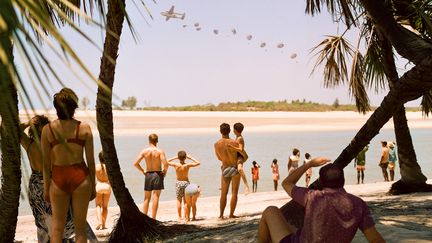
left=177, top=22, right=298, bottom=59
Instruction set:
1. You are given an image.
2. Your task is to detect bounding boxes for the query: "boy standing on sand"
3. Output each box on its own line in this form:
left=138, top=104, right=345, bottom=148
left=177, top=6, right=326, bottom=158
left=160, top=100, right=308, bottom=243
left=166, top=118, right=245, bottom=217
left=133, top=134, right=168, bottom=219
left=167, top=151, right=200, bottom=222
left=388, top=141, right=397, bottom=181
left=228, top=122, right=251, bottom=195
left=251, top=161, right=260, bottom=193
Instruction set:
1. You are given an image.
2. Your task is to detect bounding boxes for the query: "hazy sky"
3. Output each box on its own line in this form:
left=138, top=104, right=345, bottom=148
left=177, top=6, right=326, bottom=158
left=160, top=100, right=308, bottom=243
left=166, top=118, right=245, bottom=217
left=18, top=0, right=419, bottom=109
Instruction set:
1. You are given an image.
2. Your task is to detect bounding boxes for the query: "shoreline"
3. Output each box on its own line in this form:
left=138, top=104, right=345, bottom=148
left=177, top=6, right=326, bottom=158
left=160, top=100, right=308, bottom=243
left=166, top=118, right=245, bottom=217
left=15, top=180, right=432, bottom=242
left=18, top=110, right=432, bottom=135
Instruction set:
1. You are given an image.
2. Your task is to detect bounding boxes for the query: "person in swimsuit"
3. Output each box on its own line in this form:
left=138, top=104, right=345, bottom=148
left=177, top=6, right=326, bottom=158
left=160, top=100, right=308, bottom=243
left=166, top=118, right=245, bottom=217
left=167, top=150, right=200, bottom=222
left=184, top=183, right=201, bottom=221
left=271, top=159, right=280, bottom=191
left=41, top=88, right=96, bottom=243
left=95, top=151, right=111, bottom=230
left=387, top=141, right=397, bottom=181
left=288, top=148, right=300, bottom=175
left=133, top=133, right=168, bottom=219
left=251, top=161, right=260, bottom=193
left=228, top=122, right=251, bottom=195
left=303, top=153, right=312, bottom=187
left=379, top=141, right=390, bottom=182
left=214, top=123, right=241, bottom=219
left=20, top=116, right=74, bottom=242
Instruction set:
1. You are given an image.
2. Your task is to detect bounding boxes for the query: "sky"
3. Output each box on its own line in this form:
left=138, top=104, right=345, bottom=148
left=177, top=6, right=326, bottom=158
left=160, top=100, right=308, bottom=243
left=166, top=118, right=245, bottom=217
left=17, top=0, right=420, bottom=109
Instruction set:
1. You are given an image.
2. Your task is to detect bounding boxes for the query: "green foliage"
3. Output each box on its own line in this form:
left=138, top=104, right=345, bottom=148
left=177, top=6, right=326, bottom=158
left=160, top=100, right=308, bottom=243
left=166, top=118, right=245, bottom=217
left=121, top=96, right=137, bottom=110
left=140, top=99, right=358, bottom=112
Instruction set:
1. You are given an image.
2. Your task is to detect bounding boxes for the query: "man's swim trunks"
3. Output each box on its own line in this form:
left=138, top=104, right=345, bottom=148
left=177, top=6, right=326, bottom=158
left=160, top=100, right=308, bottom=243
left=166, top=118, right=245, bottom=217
left=222, top=166, right=239, bottom=178
left=175, top=180, right=190, bottom=199
left=185, top=184, right=200, bottom=197
left=144, top=171, right=164, bottom=191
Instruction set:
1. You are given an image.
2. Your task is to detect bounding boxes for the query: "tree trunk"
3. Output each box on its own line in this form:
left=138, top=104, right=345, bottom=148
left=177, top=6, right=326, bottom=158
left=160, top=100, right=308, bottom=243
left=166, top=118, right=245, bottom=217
left=0, top=3, right=21, bottom=240
left=95, top=0, right=162, bottom=241
left=281, top=59, right=432, bottom=227
left=378, top=34, right=428, bottom=193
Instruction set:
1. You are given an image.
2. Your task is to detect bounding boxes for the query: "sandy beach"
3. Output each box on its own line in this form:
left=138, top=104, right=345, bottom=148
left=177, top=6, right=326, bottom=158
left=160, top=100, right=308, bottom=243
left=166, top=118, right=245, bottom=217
left=15, top=179, right=432, bottom=242
left=19, top=110, right=432, bottom=135
left=14, top=111, right=432, bottom=242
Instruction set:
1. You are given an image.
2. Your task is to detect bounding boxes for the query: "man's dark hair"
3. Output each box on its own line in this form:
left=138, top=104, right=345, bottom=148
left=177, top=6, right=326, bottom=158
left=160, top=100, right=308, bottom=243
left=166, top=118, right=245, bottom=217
left=233, top=123, right=244, bottom=133
left=319, top=164, right=345, bottom=188
left=220, top=123, right=230, bottom=135
left=178, top=150, right=187, bottom=161
left=305, top=153, right=311, bottom=159
left=293, top=148, right=300, bottom=156
left=53, top=88, right=79, bottom=120
left=381, top=141, right=387, bottom=147
left=99, top=151, right=105, bottom=164
left=149, top=133, right=158, bottom=144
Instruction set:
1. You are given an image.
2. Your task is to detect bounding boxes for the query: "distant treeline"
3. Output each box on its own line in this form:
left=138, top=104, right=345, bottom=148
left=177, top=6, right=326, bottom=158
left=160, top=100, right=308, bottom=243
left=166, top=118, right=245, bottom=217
left=136, top=99, right=363, bottom=112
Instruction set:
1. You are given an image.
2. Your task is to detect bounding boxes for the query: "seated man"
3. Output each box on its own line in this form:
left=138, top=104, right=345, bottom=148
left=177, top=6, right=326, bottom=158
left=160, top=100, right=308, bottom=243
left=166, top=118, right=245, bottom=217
left=257, top=157, right=385, bottom=243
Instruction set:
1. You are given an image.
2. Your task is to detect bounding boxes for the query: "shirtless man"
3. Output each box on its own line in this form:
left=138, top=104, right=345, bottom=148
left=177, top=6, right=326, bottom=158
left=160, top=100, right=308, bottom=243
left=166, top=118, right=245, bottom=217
left=133, top=134, right=168, bottom=219
left=167, top=151, right=200, bottom=222
left=379, top=141, right=390, bottom=182
left=214, top=123, right=241, bottom=219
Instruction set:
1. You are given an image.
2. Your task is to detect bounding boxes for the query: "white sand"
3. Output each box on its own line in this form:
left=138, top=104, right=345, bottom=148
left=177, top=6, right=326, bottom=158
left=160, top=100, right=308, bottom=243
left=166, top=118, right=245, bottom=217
left=15, top=180, right=432, bottom=242
left=19, top=110, right=432, bottom=135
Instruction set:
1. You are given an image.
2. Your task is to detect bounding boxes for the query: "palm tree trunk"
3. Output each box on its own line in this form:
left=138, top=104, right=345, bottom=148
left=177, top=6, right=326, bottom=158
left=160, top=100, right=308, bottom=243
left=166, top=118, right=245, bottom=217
left=281, top=60, right=432, bottom=227
left=96, top=0, right=162, bottom=241
left=378, top=34, right=427, bottom=193
left=0, top=4, right=21, bottom=240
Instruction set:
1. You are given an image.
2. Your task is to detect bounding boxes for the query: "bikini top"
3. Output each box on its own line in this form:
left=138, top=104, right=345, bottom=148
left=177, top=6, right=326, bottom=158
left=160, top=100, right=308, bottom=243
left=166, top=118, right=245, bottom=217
left=49, top=121, right=85, bottom=148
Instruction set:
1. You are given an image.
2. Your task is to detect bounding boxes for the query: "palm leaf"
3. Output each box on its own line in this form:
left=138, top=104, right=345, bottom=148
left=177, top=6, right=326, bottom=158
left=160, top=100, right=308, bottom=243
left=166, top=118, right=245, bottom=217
left=421, top=91, right=432, bottom=117
left=311, top=35, right=354, bottom=88
left=305, top=0, right=359, bottom=27
left=362, top=27, right=387, bottom=93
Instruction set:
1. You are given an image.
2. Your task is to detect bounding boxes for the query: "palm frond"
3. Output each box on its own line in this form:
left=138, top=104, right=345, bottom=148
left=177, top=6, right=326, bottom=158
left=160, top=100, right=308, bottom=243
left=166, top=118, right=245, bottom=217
left=311, top=35, right=354, bottom=88
left=305, top=0, right=360, bottom=27
left=362, top=28, right=387, bottom=93
left=420, top=91, right=432, bottom=117
left=349, top=49, right=370, bottom=113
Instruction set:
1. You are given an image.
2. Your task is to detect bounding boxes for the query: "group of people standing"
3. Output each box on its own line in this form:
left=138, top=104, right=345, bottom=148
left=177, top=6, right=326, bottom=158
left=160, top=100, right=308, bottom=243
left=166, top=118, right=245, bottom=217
left=20, top=88, right=108, bottom=243
left=354, top=141, right=398, bottom=184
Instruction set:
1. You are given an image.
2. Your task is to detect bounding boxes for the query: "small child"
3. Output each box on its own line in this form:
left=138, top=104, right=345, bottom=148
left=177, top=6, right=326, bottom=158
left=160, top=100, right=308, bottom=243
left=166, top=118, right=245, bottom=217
left=288, top=148, right=301, bottom=174
left=304, top=153, right=312, bottom=187
left=228, top=122, right=251, bottom=194
left=251, top=161, right=260, bottom=193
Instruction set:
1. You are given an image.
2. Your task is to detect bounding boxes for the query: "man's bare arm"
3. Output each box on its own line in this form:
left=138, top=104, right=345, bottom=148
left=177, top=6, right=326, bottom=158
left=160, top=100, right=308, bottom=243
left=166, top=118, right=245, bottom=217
left=214, top=143, right=222, bottom=161
left=160, top=151, right=169, bottom=177
left=133, top=152, right=145, bottom=175
left=363, top=226, right=385, bottom=243
left=282, top=157, right=330, bottom=197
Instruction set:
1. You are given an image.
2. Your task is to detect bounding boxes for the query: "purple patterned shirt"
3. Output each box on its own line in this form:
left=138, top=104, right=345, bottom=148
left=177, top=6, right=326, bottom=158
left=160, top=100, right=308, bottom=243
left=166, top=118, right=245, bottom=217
left=291, top=186, right=375, bottom=243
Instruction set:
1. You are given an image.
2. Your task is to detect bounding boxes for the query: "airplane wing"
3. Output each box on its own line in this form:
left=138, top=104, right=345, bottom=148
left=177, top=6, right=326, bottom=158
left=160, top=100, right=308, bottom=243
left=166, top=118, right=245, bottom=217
left=168, top=6, right=174, bottom=14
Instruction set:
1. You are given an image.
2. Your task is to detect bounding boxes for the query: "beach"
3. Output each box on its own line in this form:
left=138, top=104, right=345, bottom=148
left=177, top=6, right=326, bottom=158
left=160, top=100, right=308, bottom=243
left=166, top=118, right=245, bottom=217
left=14, top=111, right=432, bottom=242
left=15, top=180, right=432, bottom=242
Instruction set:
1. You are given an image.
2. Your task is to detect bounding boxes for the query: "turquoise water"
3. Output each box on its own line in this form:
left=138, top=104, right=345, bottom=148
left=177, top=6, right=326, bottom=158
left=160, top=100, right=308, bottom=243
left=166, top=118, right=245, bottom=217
left=17, top=128, right=431, bottom=216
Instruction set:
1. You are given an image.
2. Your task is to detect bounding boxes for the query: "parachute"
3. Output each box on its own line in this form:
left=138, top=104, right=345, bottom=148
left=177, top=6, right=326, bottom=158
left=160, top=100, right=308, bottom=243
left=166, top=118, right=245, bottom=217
left=260, top=42, right=266, bottom=48
left=196, top=27, right=202, bottom=31
left=213, top=29, right=219, bottom=35
left=277, top=43, right=284, bottom=48
left=194, top=22, right=200, bottom=27
left=290, top=53, right=297, bottom=59
left=246, top=34, right=253, bottom=40
left=182, top=24, right=187, bottom=28
left=231, top=28, right=237, bottom=35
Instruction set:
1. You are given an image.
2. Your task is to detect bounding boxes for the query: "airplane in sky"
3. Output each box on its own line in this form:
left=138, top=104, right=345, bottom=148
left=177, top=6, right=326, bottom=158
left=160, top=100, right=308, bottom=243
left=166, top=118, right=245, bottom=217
left=161, top=6, right=185, bottom=21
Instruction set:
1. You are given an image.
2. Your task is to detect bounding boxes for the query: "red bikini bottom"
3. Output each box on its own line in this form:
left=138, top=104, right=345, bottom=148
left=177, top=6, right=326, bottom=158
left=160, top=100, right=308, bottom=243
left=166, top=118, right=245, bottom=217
left=52, top=162, right=89, bottom=194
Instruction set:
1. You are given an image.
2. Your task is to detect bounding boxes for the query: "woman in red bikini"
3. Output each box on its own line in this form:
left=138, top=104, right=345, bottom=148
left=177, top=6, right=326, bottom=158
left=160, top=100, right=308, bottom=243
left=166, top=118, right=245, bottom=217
left=41, top=88, right=96, bottom=243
